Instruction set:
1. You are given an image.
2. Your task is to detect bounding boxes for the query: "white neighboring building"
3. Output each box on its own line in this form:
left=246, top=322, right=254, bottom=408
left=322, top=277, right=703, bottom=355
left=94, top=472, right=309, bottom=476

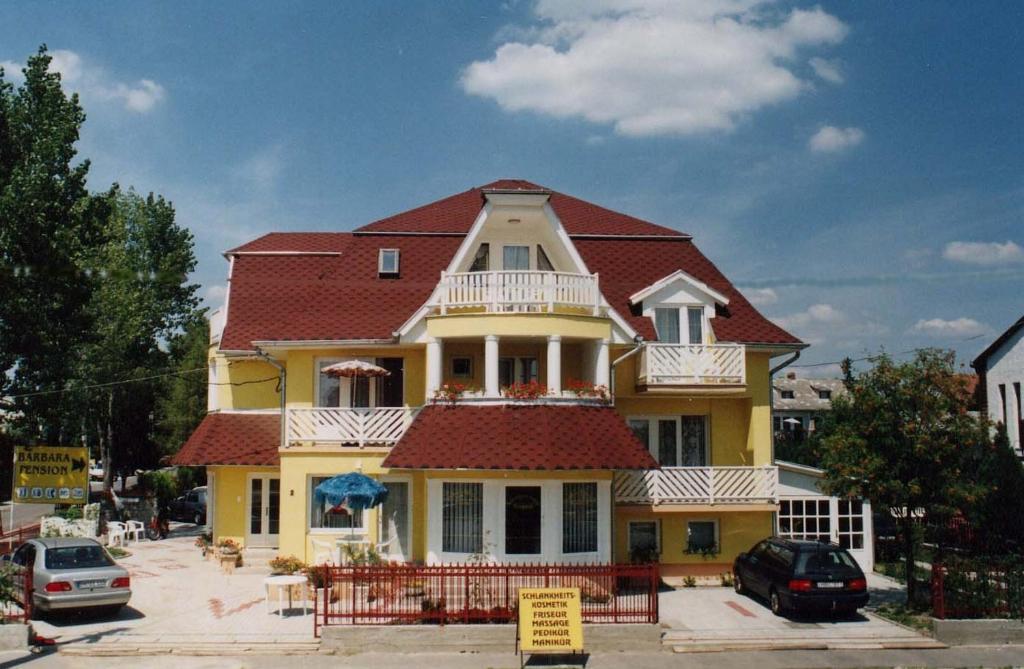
left=776, top=460, right=874, bottom=573
left=973, top=315, right=1024, bottom=456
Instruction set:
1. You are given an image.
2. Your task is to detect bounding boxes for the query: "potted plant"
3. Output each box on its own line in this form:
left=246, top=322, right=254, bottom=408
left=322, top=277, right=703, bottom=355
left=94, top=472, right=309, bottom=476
left=566, top=378, right=610, bottom=400
left=216, top=538, right=241, bottom=573
left=307, top=564, right=332, bottom=605
left=194, top=534, right=210, bottom=557
left=500, top=381, right=549, bottom=400
left=433, top=382, right=470, bottom=404
left=269, top=555, right=306, bottom=575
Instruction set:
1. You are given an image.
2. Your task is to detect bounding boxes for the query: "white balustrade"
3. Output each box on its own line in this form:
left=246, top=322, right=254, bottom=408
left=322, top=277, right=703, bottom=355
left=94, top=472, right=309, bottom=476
left=613, top=466, right=778, bottom=505
left=436, top=271, right=601, bottom=315
left=637, top=343, right=746, bottom=386
left=286, top=407, right=418, bottom=446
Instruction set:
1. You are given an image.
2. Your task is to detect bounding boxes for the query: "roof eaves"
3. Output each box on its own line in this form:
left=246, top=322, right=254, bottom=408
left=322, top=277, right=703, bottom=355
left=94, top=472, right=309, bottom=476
left=973, top=315, right=1024, bottom=369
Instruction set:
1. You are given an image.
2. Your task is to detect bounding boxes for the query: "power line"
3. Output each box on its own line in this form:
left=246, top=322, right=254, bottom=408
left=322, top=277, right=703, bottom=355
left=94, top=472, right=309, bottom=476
left=790, top=333, right=989, bottom=369
left=4, top=367, right=280, bottom=400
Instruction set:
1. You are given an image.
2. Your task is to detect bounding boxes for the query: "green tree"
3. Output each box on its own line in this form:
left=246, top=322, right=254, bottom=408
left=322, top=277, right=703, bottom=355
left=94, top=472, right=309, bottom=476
left=155, top=315, right=209, bottom=457
left=817, top=349, right=987, bottom=606
left=960, top=425, right=1024, bottom=553
left=76, top=187, right=199, bottom=490
left=0, top=46, right=108, bottom=443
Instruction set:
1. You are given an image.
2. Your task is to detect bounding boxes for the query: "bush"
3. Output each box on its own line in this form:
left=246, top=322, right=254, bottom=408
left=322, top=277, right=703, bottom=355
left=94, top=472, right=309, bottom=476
left=683, top=576, right=697, bottom=588
left=269, top=555, right=306, bottom=575
left=139, top=470, right=178, bottom=507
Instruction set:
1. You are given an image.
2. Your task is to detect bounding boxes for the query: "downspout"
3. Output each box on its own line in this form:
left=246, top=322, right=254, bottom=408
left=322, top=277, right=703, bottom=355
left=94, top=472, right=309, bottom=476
left=255, top=348, right=287, bottom=448
left=768, top=350, right=801, bottom=465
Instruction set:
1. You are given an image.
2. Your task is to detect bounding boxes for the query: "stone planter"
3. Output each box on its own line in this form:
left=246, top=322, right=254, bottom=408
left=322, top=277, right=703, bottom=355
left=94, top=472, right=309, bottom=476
left=0, top=623, right=30, bottom=651
left=219, top=552, right=241, bottom=574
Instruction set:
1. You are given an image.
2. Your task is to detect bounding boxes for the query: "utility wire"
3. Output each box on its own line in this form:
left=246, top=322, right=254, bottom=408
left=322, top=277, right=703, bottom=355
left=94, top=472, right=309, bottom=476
left=5, top=367, right=280, bottom=400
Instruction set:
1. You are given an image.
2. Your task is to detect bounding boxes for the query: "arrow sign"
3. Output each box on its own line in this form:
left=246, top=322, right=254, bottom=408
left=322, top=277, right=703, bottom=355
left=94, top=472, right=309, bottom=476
left=71, top=458, right=86, bottom=472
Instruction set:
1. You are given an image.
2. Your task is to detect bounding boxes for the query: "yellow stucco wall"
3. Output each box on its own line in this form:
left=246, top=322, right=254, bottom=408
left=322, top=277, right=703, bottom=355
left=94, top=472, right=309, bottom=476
left=210, top=350, right=281, bottom=410
left=614, top=508, right=773, bottom=574
left=427, top=313, right=610, bottom=340
left=208, top=465, right=278, bottom=547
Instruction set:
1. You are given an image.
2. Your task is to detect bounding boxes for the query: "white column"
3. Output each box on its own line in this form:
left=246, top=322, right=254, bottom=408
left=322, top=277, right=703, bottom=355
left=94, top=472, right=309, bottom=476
left=547, top=335, right=562, bottom=395
left=485, top=335, right=500, bottom=397
left=595, top=338, right=610, bottom=387
left=426, top=337, right=443, bottom=395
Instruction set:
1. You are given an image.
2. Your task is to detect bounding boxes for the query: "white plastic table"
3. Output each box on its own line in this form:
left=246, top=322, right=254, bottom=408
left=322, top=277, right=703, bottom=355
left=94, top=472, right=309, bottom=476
left=263, top=574, right=308, bottom=617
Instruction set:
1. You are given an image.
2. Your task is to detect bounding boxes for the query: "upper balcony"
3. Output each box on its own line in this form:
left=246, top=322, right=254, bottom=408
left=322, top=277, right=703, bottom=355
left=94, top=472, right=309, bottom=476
left=636, top=343, right=746, bottom=389
left=434, top=270, right=603, bottom=316
left=285, top=407, right=419, bottom=447
left=614, top=466, right=778, bottom=506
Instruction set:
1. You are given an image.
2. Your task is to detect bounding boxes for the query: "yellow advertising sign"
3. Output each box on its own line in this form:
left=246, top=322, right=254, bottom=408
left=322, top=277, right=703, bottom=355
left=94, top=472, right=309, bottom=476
left=12, top=446, right=90, bottom=505
left=517, top=587, right=584, bottom=654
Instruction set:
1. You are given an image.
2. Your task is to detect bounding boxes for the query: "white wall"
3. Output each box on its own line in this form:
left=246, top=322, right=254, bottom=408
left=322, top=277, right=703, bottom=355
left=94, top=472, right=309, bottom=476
left=984, top=327, right=1024, bottom=454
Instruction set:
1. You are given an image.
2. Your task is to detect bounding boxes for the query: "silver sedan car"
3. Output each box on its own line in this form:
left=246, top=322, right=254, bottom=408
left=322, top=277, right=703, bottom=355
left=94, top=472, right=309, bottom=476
left=4, top=537, right=131, bottom=616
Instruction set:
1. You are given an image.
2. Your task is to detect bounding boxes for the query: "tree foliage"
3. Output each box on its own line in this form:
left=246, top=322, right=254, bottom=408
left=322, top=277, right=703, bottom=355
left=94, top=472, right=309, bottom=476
left=155, top=316, right=209, bottom=457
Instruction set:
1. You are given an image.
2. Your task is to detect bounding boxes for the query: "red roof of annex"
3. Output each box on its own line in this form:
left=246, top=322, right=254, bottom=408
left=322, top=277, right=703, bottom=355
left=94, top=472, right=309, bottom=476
left=171, top=413, right=280, bottom=467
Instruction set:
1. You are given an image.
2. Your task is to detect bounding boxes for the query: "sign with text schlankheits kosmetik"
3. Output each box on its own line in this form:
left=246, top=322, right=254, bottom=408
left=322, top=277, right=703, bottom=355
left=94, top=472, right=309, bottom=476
left=12, top=446, right=90, bottom=505
left=517, top=587, right=584, bottom=655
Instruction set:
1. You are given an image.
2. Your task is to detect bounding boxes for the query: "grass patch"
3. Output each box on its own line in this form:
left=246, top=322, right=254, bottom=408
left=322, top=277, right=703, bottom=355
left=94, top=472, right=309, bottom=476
left=873, top=603, right=933, bottom=635
left=106, top=546, right=131, bottom=559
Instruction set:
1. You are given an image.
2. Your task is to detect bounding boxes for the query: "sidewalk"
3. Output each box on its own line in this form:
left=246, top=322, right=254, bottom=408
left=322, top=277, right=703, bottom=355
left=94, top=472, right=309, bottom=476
left=30, top=525, right=316, bottom=653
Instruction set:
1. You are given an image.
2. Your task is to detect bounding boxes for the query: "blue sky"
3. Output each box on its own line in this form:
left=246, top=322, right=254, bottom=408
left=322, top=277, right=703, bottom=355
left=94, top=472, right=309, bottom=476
left=3, top=1, right=1022, bottom=375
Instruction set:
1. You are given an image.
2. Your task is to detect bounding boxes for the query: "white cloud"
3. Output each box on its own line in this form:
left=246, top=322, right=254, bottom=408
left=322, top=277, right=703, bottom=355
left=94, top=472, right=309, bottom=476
left=1, top=49, right=165, bottom=114
left=942, top=240, right=1024, bottom=266
left=773, top=303, right=845, bottom=330
left=741, top=286, right=778, bottom=306
left=204, top=284, right=227, bottom=307
left=912, top=317, right=989, bottom=338
left=461, top=1, right=848, bottom=137
left=231, top=145, right=285, bottom=192
left=809, top=125, right=864, bottom=153
left=809, top=56, right=843, bottom=84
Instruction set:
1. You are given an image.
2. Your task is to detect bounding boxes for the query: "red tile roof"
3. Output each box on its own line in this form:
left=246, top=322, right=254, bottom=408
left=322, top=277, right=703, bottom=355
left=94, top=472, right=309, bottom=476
left=355, top=180, right=683, bottom=237
left=171, top=413, right=280, bottom=466
left=217, top=180, right=801, bottom=349
left=574, top=238, right=802, bottom=345
left=382, top=404, right=658, bottom=470
left=220, top=234, right=463, bottom=349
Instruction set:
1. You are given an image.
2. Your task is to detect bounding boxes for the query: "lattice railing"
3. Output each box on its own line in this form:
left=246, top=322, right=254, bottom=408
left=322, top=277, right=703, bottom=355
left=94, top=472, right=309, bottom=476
left=637, top=343, right=745, bottom=386
left=286, top=407, right=418, bottom=446
left=436, top=271, right=601, bottom=314
left=613, top=466, right=778, bottom=505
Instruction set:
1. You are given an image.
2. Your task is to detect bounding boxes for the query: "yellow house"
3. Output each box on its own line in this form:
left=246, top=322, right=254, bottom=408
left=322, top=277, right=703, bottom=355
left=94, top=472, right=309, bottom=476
left=173, top=179, right=805, bottom=578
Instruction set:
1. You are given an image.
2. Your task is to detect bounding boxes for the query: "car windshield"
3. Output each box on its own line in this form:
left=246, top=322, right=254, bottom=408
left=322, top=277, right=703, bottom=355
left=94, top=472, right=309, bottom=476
left=796, top=548, right=859, bottom=574
left=44, top=545, right=115, bottom=570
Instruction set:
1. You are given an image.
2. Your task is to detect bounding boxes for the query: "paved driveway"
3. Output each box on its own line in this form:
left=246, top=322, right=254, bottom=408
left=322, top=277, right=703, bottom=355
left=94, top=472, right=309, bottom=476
left=30, top=524, right=316, bottom=651
left=659, top=574, right=939, bottom=651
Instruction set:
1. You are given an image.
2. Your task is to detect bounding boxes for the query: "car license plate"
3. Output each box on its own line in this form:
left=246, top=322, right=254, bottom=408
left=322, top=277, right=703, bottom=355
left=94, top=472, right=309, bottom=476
left=817, top=581, right=843, bottom=589
left=76, top=579, right=106, bottom=589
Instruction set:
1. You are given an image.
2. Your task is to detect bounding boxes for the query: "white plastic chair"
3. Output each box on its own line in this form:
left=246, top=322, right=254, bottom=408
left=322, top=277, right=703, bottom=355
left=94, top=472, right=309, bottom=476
left=107, top=521, right=127, bottom=547
left=125, top=520, right=145, bottom=543
left=310, top=538, right=334, bottom=565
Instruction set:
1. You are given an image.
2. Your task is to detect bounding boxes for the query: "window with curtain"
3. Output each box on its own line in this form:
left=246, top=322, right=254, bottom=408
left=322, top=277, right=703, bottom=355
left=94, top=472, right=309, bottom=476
left=680, top=416, right=708, bottom=466
left=654, top=308, right=680, bottom=343
left=657, top=420, right=678, bottom=467
left=562, top=482, right=598, bottom=553
left=309, top=476, right=364, bottom=530
left=687, top=307, right=704, bottom=344
left=442, top=482, right=482, bottom=553
left=502, top=245, right=530, bottom=270
left=318, top=361, right=341, bottom=407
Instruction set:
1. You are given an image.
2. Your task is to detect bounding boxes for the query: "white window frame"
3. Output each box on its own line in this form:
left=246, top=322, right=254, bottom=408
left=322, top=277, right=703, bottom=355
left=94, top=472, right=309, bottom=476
left=308, top=474, right=367, bottom=535
left=561, top=482, right=599, bottom=555
left=778, top=497, right=831, bottom=542
left=685, top=518, right=719, bottom=554
left=379, top=474, right=413, bottom=560
left=650, top=304, right=709, bottom=345
left=627, top=415, right=710, bottom=467
left=627, top=519, right=661, bottom=555
left=378, top=248, right=400, bottom=275
left=501, top=244, right=531, bottom=271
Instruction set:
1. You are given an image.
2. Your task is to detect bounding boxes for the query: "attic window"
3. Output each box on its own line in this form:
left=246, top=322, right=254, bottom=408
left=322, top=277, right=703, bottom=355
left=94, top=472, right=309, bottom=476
left=818, top=390, right=832, bottom=400
left=378, top=249, right=400, bottom=276
left=781, top=390, right=795, bottom=399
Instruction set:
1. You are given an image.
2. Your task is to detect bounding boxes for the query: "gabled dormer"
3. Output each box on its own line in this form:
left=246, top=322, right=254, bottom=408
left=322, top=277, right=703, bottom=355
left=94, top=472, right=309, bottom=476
left=629, top=270, right=729, bottom=345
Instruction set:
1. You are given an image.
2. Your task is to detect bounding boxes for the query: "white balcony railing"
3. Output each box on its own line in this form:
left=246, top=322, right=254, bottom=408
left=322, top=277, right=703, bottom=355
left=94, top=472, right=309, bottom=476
left=436, top=271, right=601, bottom=315
left=614, top=466, right=778, bottom=505
left=285, top=407, right=418, bottom=446
left=637, top=343, right=746, bottom=386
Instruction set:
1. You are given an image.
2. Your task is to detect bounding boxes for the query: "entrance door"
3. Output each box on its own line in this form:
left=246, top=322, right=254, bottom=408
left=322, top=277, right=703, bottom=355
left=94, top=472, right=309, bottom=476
left=505, top=486, right=542, bottom=555
left=247, top=475, right=280, bottom=547
left=379, top=480, right=411, bottom=561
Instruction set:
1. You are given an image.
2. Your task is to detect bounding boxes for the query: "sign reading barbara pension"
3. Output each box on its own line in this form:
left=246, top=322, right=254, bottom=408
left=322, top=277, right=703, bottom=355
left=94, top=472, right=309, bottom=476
left=12, top=446, right=89, bottom=505
left=517, top=587, right=584, bottom=654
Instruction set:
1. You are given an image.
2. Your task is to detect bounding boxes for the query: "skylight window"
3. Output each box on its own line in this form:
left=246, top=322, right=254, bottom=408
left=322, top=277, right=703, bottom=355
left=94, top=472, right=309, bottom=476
left=378, top=249, right=400, bottom=276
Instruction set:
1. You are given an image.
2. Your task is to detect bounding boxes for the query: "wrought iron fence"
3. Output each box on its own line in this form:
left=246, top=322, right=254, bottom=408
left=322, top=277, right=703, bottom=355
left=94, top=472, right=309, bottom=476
left=0, top=523, right=39, bottom=556
left=932, top=558, right=1024, bottom=619
left=313, top=562, right=658, bottom=635
left=1, top=564, right=33, bottom=623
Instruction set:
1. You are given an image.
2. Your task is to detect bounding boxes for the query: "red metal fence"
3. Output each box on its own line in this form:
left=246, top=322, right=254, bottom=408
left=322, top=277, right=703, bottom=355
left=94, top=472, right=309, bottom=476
left=0, top=523, right=40, bottom=556
left=932, top=560, right=1024, bottom=619
left=314, top=563, right=658, bottom=635
left=1, top=565, right=33, bottom=623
